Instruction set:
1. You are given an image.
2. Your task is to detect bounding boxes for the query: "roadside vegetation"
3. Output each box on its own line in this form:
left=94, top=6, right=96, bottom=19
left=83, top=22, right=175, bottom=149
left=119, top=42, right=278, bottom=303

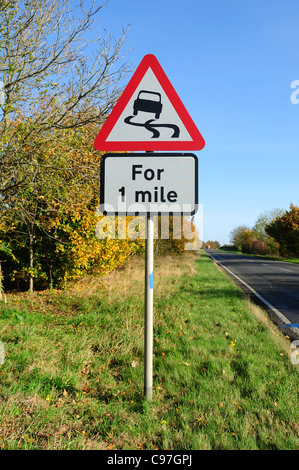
left=0, top=1, right=196, bottom=297
left=0, top=251, right=298, bottom=450
left=1, top=1, right=298, bottom=451
left=0, top=0, right=134, bottom=294
left=216, top=248, right=299, bottom=265
left=220, top=205, right=299, bottom=260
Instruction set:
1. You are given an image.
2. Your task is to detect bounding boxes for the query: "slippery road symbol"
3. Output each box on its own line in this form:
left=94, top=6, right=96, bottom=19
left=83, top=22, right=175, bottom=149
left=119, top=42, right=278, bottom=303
left=124, top=116, right=180, bottom=138
left=124, top=89, right=180, bottom=139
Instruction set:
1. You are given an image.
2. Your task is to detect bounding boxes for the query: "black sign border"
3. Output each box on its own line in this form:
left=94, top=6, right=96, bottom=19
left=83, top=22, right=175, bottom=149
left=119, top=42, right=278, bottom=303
left=100, top=152, right=199, bottom=216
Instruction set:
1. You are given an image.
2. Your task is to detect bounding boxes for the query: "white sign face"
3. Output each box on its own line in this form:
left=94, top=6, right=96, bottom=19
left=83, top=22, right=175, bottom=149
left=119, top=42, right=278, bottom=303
left=94, top=54, right=205, bottom=152
left=105, top=68, right=193, bottom=143
left=100, top=153, right=198, bottom=215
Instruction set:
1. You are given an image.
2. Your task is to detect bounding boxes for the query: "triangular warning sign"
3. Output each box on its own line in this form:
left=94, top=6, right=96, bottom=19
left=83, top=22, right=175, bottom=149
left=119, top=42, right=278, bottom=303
left=94, top=54, right=205, bottom=151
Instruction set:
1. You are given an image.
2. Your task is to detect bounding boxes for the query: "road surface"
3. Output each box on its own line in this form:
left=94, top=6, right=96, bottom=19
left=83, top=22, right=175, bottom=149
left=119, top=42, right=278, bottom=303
left=205, top=249, right=299, bottom=340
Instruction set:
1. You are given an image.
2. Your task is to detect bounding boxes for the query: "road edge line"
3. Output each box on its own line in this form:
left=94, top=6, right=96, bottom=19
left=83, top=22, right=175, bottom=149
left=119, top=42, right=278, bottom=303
left=206, top=252, right=299, bottom=340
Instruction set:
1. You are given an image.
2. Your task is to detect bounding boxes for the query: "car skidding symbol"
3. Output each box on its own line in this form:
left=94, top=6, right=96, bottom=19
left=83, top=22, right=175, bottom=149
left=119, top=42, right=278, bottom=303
left=125, top=89, right=180, bottom=138
left=133, top=90, right=162, bottom=119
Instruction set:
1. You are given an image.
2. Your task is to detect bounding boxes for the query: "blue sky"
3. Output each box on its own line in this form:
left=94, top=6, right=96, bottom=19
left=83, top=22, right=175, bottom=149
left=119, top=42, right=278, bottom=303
left=98, top=0, right=299, bottom=244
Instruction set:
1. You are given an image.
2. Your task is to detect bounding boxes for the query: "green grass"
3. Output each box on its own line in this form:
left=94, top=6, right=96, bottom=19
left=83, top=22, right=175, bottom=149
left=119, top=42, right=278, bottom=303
left=0, top=251, right=298, bottom=450
left=218, top=248, right=299, bottom=264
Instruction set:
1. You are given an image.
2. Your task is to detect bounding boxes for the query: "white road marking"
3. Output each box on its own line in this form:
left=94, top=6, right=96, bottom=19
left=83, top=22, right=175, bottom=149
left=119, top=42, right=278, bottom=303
left=207, top=253, right=294, bottom=328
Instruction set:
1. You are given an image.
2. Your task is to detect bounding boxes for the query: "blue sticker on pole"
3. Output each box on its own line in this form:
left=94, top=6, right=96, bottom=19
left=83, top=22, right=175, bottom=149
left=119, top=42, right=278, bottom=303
left=279, top=323, right=299, bottom=328
left=149, top=272, right=154, bottom=289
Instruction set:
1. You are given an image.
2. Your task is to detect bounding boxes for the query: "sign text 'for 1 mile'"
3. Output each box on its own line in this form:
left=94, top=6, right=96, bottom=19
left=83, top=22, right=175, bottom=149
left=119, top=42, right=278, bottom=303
left=100, top=153, right=198, bottom=216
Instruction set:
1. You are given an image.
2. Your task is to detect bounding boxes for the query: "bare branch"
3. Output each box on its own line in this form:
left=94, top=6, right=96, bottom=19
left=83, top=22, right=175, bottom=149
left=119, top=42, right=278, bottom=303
left=0, top=0, right=131, bottom=200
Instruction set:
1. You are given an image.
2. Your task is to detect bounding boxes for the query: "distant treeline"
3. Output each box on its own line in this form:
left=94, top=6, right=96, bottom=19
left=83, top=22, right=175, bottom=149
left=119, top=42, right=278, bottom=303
left=227, top=205, right=299, bottom=258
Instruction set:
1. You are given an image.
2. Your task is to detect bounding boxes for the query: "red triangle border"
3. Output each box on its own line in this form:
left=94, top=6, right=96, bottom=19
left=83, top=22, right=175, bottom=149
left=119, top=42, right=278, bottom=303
left=94, top=54, right=205, bottom=152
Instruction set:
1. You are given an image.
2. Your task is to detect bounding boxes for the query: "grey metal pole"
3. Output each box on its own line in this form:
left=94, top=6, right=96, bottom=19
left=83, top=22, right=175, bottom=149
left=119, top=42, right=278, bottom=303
left=144, top=209, right=154, bottom=399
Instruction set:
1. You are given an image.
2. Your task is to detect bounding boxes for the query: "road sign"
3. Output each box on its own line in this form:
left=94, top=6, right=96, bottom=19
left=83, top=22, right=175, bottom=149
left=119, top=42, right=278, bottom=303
left=100, top=153, right=198, bottom=215
left=94, top=54, right=205, bottom=151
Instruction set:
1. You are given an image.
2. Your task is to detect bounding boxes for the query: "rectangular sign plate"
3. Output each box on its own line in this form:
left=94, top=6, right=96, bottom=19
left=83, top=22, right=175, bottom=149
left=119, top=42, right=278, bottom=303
left=100, top=153, right=198, bottom=215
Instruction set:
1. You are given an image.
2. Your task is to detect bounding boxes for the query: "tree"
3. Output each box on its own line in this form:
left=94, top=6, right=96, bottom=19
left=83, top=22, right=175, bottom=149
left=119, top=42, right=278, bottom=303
left=0, top=122, right=147, bottom=291
left=0, top=241, right=16, bottom=300
left=250, top=239, right=268, bottom=255
left=253, top=208, right=284, bottom=240
left=266, top=204, right=299, bottom=257
left=205, top=240, right=220, bottom=249
left=251, top=208, right=282, bottom=256
left=229, top=225, right=250, bottom=251
left=0, top=0, right=130, bottom=133
left=240, top=229, right=255, bottom=254
left=0, top=0, right=130, bottom=291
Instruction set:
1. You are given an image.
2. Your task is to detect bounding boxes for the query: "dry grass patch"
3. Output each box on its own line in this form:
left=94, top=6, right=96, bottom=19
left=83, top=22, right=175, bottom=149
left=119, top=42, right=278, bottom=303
left=1, top=250, right=298, bottom=450
left=69, top=251, right=199, bottom=300
left=245, top=300, right=294, bottom=359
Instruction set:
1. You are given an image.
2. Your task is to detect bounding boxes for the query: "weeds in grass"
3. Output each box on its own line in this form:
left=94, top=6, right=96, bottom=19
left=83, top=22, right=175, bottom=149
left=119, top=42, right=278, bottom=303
left=0, top=251, right=298, bottom=450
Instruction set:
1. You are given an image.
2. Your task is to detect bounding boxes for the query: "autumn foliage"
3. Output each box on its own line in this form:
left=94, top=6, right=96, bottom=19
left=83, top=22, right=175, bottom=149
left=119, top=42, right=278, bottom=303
left=0, top=123, right=140, bottom=289
left=229, top=205, right=299, bottom=258
left=265, top=204, right=299, bottom=257
left=0, top=2, right=201, bottom=292
left=0, top=121, right=198, bottom=291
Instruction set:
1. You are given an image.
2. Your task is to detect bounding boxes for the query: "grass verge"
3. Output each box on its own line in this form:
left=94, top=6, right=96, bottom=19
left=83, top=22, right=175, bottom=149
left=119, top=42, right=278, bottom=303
left=218, top=248, right=299, bottom=264
left=0, top=251, right=298, bottom=450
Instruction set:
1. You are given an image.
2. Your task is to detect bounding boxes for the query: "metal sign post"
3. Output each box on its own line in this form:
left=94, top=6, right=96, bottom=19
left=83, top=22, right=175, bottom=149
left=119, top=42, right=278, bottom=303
left=99, top=151, right=198, bottom=400
left=144, top=149, right=154, bottom=400
left=94, top=54, right=205, bottom=400
left=144, top=212, right=154, bottom=400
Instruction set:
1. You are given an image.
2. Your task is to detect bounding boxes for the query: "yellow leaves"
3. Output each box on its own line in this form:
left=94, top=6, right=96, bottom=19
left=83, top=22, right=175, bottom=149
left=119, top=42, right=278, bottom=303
left=82, top=382, right=91, bottom=395
left=51, top=210, right=144, bottom=280
left=80, top=364, right=90, bottom=377
left=21, top=436, right=35, bottom=445
left=217, top=400, right=242, bottom=415
left=232, top=400, right=242, bottom=411
left=194, top=414, right=207, bottom=427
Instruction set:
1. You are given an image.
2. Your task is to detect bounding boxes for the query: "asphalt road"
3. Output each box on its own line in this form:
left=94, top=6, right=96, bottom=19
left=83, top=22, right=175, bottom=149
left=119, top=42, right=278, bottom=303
left=205, top=249, right=299, bottom=340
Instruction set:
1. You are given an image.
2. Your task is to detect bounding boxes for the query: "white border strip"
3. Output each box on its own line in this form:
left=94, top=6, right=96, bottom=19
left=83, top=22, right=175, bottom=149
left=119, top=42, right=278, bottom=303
left=207, top=252, right=296, bottom=330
